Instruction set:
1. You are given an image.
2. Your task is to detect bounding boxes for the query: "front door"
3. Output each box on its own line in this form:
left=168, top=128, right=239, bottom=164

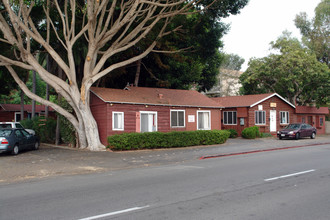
left=270, top=110, right=276, bottom=132
left=140, top=111, right=157, bottom=133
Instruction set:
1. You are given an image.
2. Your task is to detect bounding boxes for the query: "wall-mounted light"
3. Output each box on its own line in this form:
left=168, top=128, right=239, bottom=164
left=145, top=105, right=148, bottom=108
left=110, top=103, right=113, bottom=106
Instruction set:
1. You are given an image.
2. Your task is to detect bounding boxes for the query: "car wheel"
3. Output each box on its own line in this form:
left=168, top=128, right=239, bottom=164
left=279, top=136, right=282, bottom=140
left=295, top=133, right=300, bottom=140
left=11, top=145, right=19, bottom=155
left=311, top=132, right=316, bottom=139
left=33, top=142, right=39, bottom=150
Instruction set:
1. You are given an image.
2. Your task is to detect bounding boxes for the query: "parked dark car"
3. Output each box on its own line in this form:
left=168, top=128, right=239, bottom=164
left=0, top=128, right=39, bottom=155
left=277, top=123, right=316, bottom=140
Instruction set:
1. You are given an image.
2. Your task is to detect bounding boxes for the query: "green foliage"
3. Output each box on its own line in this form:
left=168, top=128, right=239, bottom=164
left=240, top=32, right=330, bottom=106
left=225, top=129, right=238, bottom=138
left=20, top=116, right=56, bottom=143
left=294, top=0, right=329, bottom=66
left=260, top=133, right=273, bottom=138
left=220, top=53, right=245, bottom=70
left=108, top=130, right=230, bottom=151
left=241, top=126, right=260, bottom=139
left=58, top=114, right=76, bottom=145
left=101, top=1, right=248, bottom=91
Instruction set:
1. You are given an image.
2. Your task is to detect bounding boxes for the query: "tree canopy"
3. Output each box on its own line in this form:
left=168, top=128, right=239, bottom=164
left=294, top=0, right=330, bottom=67
left=240, top=33, right=330, bottom=106
left=0, top=0, right=248, bottom=150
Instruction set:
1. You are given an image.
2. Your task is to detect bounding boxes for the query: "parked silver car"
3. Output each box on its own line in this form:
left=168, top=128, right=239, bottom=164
left=0, top=128, right=39, bottom=155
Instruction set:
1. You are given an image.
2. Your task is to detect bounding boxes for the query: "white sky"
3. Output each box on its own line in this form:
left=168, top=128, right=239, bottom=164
left=222, top=0, right=321, bottom=71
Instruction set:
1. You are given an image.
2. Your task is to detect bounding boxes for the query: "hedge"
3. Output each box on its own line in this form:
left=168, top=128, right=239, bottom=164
left=241, top=126, right=260, bottom=139
left=108, top=130, right=231, bottom=151
left=225, top=129, right=238, bottom=138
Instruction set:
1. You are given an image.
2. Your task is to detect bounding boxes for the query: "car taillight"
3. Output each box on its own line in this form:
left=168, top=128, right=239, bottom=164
left=1, top=138, right=9, bottom=144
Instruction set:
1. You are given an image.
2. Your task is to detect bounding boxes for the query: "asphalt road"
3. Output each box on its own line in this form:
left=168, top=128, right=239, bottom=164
left=1, top=138, right=330, bottom=220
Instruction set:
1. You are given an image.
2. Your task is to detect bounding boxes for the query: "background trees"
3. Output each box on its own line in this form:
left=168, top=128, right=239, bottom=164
left=240, top=33, right=330, bottom=106
left=240, top=0, right=330, bottom=107
left=294, top=0, right=329, bottom=67
left=0, top=0, right=248, bottom=150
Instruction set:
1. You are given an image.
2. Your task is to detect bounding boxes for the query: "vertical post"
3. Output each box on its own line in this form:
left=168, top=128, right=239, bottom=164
left=20, top=89, right=24, bottom=121
left=32, top=70, right=36, bottom=118
left=45, top=55, right=50, bottom=117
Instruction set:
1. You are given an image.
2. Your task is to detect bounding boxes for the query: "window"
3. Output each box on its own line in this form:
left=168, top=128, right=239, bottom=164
left=140, top=111, right=157, bottom=132
left=112, top=112, right=124, bottom=131
left=197, top=111, right=211, bottom=130
left=15, top=123, right=23, bottom=129
left=255, top=111, right=266, bottom=125
left=320, top=117, right=324, bottom=126
left=171, top=110, right=185, bottom=127
left=223, top=111, right=237, bottom=125
left=280, top=111, right=289, bottom=124
left=28, top=113, right=39, bottom=119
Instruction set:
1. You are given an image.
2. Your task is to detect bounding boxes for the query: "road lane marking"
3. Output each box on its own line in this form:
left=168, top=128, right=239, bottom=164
left=78, top=205, right=150, bottom=220
left=264, top=169, right=315, bottom=182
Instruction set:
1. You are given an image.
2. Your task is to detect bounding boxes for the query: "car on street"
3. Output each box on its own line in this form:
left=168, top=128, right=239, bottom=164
left=277, top=123, right=317, bottom=140
left=0, top=128, right=39, bottom=155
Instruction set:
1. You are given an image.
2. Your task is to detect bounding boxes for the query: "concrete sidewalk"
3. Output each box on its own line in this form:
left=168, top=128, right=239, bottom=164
left=1, top=135, right=329, bottom=184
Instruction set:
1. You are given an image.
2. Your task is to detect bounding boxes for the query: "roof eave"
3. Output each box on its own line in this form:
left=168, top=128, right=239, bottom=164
left=105, top=101, right=223, bottom=109
left=250, top=93, right=296, bottom=108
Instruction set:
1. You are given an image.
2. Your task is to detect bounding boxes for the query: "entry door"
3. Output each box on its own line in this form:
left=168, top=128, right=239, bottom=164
left=140, top=112, right=157, bottom=133
left=270, top=110, right=276, bottom=132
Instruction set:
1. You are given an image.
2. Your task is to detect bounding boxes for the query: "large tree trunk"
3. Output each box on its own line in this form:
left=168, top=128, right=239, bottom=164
left=75, top=103, right=105, bottom=151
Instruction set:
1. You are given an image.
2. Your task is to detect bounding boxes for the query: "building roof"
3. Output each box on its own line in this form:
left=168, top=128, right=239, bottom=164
left=211, top=93, right=296, bottom=108
left=295, top=106, right=329, bottom=114
left=91, top=86, right=223, bottom=108
left=0, top=104, right=54, bottom=112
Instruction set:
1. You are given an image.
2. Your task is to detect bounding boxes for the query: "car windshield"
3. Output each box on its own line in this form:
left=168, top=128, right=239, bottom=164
left=0, top=129, right=12, bottom=137
left=285, top=124, right=300, bottom=129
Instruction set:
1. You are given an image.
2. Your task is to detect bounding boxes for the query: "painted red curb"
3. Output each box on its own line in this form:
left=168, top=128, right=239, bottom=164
left=199, top=142, right=330, bottom=160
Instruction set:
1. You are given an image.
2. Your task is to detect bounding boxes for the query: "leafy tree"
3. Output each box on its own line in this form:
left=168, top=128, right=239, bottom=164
left=240, top=33, right=330, bottom=106
left=99, top=1, right=248, bottom=91
left=220, top=53, right=245, bottom=70
left=0, top=0, right=247, bottom=151
left=294, top=0, right=330, bottom=66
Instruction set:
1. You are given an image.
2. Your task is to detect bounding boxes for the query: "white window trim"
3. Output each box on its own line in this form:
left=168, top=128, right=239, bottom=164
left=223, top=111, right=237, bottom=125
left=170, top=110, right=185, bottom=128
left=255, top=110, right=266, bottom=125
left=112, top=111, right=124, bottom=131
left=140, top=111, right=158, bottom=132
left=280, top=111, right=289, bottom=124
left=197, top=110, right=211, bottom=130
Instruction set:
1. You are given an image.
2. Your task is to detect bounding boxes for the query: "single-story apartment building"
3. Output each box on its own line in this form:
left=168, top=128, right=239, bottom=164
left=0, top=104, right=56, bottom=122
left=90, top=86, right=223, bottom=146
left=295, top=106, right=329, bottom=135
left=211, top=93, right=296, bottom=135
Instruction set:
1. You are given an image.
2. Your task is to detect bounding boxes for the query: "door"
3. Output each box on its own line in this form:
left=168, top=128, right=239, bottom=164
left=270, top=110, right=276, bottom=132
left=140, top=112, right=157, bottom=133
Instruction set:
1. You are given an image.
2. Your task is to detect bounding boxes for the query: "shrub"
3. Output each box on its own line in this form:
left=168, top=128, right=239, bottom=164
left=108, top=130, right=230, bottom=151
left=241, top=126, right=260, bottom=139
left=20, top=116, right=57, bottom=143
left=225, top=129, right=238, bottom=138
left=261, top=133, right=273, bottom=138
